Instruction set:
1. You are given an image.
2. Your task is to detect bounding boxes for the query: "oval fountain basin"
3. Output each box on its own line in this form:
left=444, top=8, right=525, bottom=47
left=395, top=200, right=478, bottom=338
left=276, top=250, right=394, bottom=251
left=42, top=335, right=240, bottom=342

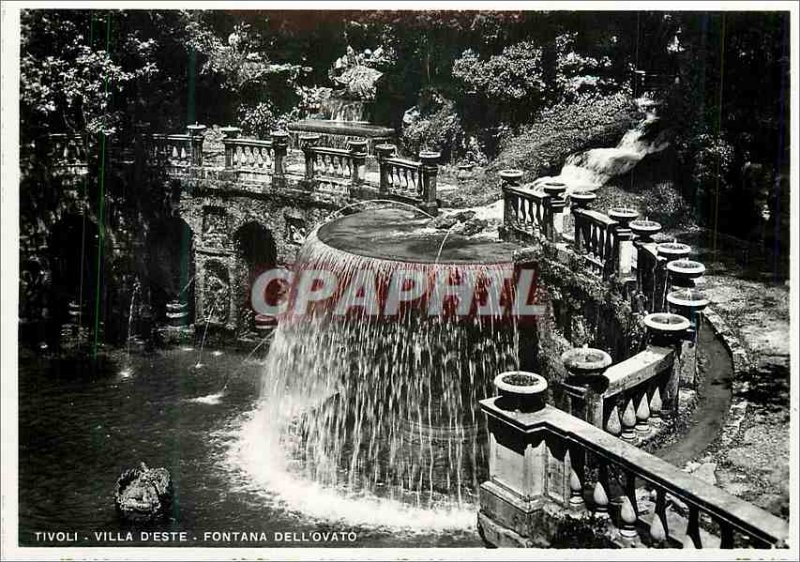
left=667, top=259, right=706, bottom=279
left=643, top=312, right=691, bottom=333
left=268, top=206, right=526, bottom=506
left=317, top=207, right=519, bottom=264
left=667, top=288, right=710, bottom=310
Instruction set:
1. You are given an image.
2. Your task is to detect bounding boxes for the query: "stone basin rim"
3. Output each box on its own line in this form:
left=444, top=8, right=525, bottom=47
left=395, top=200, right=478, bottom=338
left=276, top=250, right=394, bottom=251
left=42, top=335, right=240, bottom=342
left=644, top=312, right=691, bottom=332
left=494, top=371, right=548, bottom=394
left=560, top=347, right=612, bottom=373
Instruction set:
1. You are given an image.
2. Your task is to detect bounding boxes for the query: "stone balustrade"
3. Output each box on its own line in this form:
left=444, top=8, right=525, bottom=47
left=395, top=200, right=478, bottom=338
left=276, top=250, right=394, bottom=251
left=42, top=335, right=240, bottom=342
left=222, top=131, right=288, bottom=188
left=500, top=171, right=551, bottom=241
left=478, top=376, right=789, bottom=549
left=33, top=128, right=442, bottom=214
left=46, top=133, right=89, bottom=176
left=375, top=145, right=439, bottom=214
left=301, top=135, right=366, bottom=196
left=573, top=208, right=623, bottom=278
left=147, top=133, right=198, bottom=175
left=558, top=320, right=685, bottom=443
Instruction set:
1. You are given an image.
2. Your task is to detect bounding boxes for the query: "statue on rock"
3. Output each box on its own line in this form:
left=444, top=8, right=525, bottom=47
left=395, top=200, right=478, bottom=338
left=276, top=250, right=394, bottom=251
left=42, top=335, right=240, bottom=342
left=114, top=462, right=173, bottom=523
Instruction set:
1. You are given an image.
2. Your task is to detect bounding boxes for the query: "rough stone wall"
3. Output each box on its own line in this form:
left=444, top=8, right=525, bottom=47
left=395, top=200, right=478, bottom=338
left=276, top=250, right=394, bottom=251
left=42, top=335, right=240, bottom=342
left=514, top=242, right=647, bottom=397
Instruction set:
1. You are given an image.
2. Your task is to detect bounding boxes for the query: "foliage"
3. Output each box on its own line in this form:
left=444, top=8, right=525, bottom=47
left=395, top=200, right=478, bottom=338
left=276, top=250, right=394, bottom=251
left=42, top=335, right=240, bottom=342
left=400, top=90, right=464, bottom=160
left=490, top=92, right=641, bottom=176
left=453, top=42, right=546, bottom=103
left=20, top=11, right=165, bottom=139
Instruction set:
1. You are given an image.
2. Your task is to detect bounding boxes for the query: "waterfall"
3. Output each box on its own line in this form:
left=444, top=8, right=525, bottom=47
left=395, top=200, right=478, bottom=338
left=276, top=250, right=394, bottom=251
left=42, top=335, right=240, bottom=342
left=534, top=98, right=669, bottom=193
left=232, top=229, right=521, bottom=521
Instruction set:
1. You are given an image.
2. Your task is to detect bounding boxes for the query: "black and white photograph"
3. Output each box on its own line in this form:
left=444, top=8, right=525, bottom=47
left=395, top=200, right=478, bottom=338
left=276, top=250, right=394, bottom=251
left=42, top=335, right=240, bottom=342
left=1, top=2, right=797, bottom=559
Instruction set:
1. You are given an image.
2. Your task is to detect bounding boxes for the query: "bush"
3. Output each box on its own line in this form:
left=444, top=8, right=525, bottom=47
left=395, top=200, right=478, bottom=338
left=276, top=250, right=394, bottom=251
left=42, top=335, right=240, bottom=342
left=400, top=90, right=464, bottom=160
left=489, top=92, right=642, bottom=177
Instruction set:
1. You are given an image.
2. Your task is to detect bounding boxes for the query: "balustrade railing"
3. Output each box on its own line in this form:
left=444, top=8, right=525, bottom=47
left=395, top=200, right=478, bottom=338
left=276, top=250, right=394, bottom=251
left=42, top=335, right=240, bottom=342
left=224, top=138, right=275, bottom=173
left=573, top=209, right=620, bottom=278
left=375, top=145, right=439, bottom=212
left=302, top=141, right=365, bottom=196
left=504, top=185, right=550, bottom=239
left=46, top=134, right=89, bottom=175
left=147, top=133, right=196, bottom=175
left=480, top=393, right=789, bottom=549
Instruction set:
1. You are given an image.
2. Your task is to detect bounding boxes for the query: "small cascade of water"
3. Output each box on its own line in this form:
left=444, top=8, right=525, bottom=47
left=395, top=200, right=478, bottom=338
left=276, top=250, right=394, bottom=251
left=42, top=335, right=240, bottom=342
left=194, top=299, right=218, bottom=370
left=320, top=96, right=370, bottom=122
left=120, top=280, right=141, bottom=378
left=534, top=97, right=670, bottom=193
left=249, top=234, right=520, bottom=511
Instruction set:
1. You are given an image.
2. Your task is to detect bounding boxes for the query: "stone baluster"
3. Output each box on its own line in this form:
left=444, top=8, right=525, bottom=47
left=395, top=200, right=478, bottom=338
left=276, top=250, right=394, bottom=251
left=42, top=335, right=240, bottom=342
left=567, top=446, right=586, bottom=510
left=617, top=226, right=634, bottom=278
left=605, top=404, right=622, bottom=437
left=271, top=131, right=289, bottom=188
left=719, top=520, right=734, bottom=549
left=375, top=144, right=396, bottom=195
left=349, top=139, right=367, bottom=190
left=649, top=385, right=663, bottom=427
left=683, top=504, right=702, bottom=548
left=419, top=151, right=440, bottom=216
left=621, top=398, right=637, bottom=442
left=301, top=134, right=320, bottom=183
left=650, top=488, right=670, bottom=545
left=619, top=470, right=640, bottom=542
left=186, top=123, right=206, bottom=167
left=573, top=210, right=586, bottom=253
left=635, top=390, right=651, bottom=435
left=592, top=460, right=610, bottom=519
left=220, top=126, right=240, bottom=169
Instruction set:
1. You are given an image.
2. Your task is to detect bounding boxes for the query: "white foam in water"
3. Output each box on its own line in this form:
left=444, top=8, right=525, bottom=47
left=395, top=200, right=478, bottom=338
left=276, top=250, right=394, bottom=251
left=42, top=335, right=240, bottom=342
left=227, top=404, right=477, bottom=531
left=534, top=100, right=669, bottom=193
left=219, top=235, right=520, bottom=532
left=189, top=392, right=224, bottom=405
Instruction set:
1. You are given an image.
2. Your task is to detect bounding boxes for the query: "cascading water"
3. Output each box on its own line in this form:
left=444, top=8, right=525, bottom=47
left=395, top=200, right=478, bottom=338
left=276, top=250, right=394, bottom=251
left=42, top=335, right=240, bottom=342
left=229, top=208, right=527, bottom=528
left=534, top=97, right=669, bottom=193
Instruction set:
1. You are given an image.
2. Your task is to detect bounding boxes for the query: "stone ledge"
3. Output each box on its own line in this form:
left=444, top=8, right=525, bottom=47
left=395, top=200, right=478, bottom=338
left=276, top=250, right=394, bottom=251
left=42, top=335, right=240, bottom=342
left=701, top=307, right=752, bottom=452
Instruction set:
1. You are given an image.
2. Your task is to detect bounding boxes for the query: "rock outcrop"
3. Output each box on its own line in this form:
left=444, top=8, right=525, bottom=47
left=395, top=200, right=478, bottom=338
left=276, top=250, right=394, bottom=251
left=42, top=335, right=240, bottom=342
left=114, top=462, right=173, bottom=523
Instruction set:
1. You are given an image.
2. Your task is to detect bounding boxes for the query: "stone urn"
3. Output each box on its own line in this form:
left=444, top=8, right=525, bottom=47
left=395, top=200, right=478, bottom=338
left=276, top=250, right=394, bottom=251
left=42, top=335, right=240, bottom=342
left=561, top=346, right=613, bottom=385
left=608, top=207, right=639, bottom=228
left=570, top=189, right=596, bottom=210
left=456, top=162, right=475, bottom=181
left=643, top=312, right=691, bottom=345
left=629, top=219, right=662, bottom=243
left=499, top=169, right=524, bottom=187
left=493, top=371, right=548, bottom=413
left=666, top=288, right=709, bottom=326
left=115, top=462, right=173, bottom=523
left=542, top=181, right=567, bottom=199
left=666, top=259, right=706, bottom=287
left=656, top=241, right=691, bottom=262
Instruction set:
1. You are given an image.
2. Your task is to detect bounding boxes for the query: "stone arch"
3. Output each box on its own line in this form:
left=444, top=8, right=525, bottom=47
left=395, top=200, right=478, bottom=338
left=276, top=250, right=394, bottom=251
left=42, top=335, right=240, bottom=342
left=232, top=221, right=277, bottom=335
left=145, top=217, right=195, bottom=324
left=47, top=212, right=101, bottom=333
